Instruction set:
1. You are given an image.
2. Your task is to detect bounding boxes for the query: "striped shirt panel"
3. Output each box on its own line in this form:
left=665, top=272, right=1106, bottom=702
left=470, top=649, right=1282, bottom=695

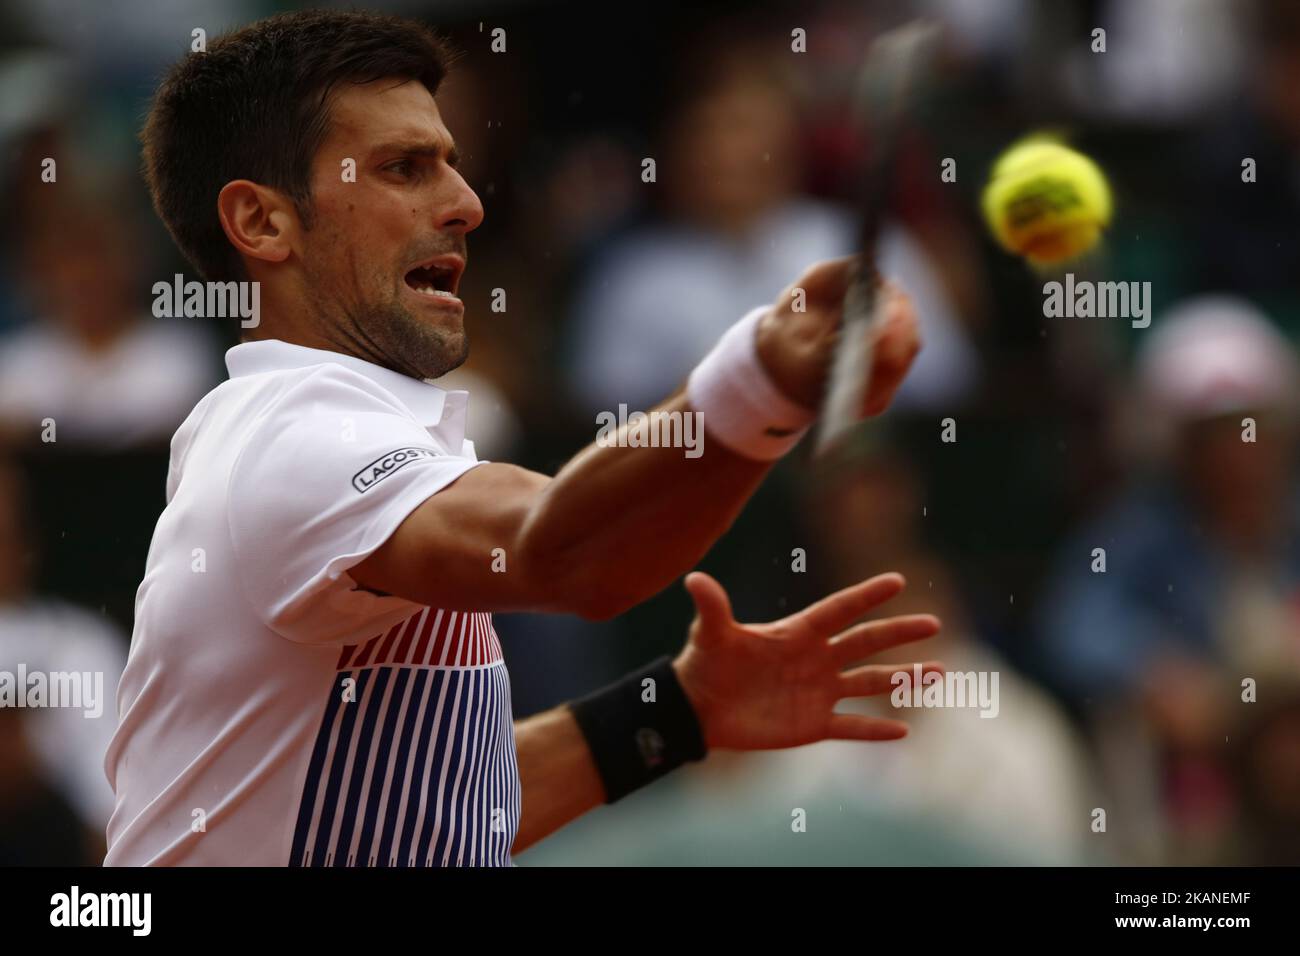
left=289, top=609, right=519, bottom=866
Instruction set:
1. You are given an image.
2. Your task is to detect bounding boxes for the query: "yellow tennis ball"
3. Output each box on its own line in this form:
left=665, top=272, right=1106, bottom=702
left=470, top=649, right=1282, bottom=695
left=981, top=137, right=1112, bottom=264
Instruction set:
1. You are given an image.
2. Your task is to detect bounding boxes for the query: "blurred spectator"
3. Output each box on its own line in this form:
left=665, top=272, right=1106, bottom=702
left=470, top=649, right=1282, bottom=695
left=0, top=198, right=221, bottom=450
left=564, top=46, right=979, bottom=416
left=1038, top=295, right=1300, bottom=862
left=0, top=49, right=80, bottom=336
left=1061, top=0, right=1248, bottom=124
left=920, top=0, right=1033, bottom=67
left=3, top=0, right=260, bottom=84
left=0, top=461, right=125, bottom=863
left=1041, top=296, right=1300, bottom=701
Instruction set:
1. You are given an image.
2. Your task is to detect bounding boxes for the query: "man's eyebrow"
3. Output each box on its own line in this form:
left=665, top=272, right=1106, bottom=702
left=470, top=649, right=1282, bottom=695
left=373, top=141, right=461, bottom=168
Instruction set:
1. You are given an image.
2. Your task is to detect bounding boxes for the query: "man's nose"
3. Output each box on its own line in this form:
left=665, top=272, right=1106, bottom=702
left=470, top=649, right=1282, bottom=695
left=438, top=169, right=484, bottom=235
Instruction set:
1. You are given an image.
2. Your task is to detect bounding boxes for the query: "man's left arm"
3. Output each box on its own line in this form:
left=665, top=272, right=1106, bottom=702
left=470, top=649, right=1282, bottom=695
left=511, top=569, right=942, bottom=854
left=512, top=705, right=604, bottom=853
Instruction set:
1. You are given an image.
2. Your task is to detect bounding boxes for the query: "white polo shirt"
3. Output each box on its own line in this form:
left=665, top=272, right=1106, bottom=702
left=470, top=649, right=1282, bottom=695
left=104, top=340, right=520, bottom=866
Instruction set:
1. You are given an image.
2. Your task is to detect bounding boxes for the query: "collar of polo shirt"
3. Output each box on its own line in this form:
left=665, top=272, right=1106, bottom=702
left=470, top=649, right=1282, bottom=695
left=225, top=339, right=471, bottom=448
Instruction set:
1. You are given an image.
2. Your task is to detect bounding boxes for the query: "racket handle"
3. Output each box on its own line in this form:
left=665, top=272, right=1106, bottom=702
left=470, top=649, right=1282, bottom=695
left=813, top=259, right=885, bottom=456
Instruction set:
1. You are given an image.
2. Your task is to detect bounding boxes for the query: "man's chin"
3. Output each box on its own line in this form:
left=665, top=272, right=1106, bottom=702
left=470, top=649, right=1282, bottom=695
left=425, top=343, right=469, bottom=381
left=407, top=329, right=468, bottom=381
left=327, top=297, right=468, bottom=380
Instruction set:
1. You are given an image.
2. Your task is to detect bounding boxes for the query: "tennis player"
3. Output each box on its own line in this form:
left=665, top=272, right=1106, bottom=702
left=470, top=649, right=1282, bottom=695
left=104, top=10, right=939, bottom=866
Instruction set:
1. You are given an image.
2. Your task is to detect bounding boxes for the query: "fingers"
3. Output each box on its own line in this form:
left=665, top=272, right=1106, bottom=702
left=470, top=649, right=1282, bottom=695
left=684, top=571, right=733, bottom=645
left=863, top=286, right=922, bottom=417
left=794, top=571, right=906, bottom=637
left=829, top=614, right=941, bottom=668
left=838, top=660, right=945, bottom=698
left=791, top=255, right=858, bottom=304
left=826, top=713, right=910, bottom=741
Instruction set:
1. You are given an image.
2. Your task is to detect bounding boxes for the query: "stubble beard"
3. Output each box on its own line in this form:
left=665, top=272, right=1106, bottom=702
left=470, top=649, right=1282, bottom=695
left=305, top=271, right=468, bottom=382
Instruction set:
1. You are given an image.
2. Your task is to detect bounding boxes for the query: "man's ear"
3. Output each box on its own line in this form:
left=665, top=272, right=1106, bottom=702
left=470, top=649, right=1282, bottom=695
left=216, top=179, right=296, bottom=267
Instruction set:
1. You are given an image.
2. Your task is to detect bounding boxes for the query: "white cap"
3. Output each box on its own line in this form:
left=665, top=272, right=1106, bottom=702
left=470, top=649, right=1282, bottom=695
left=1138, top=295, right=1300, bottom=422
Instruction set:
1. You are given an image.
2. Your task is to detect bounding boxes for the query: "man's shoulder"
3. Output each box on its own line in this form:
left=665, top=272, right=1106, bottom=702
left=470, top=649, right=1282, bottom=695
left=168, top=361, right=418, bottom=495
left=206, top=361, right=417, bottom=440
left=224, top=362, right=440, bottom=484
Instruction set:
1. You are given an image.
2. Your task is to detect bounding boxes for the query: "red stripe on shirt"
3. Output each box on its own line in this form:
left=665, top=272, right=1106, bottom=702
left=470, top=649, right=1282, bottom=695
left=373, top=621, right=403, bottom=665
left=412, top=609, right=439, bottom=665
left=390, top=612, right=420, bottom=664
left=351, top=633, right=383, bottom=668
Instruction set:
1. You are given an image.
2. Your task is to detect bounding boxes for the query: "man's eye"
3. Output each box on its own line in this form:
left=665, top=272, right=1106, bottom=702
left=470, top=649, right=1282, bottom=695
left=385, top=160, right=413, bottom=177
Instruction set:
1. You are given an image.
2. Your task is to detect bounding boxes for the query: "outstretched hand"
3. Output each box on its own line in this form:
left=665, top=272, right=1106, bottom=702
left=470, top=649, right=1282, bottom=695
left=672, top=571, right=942, bottom=751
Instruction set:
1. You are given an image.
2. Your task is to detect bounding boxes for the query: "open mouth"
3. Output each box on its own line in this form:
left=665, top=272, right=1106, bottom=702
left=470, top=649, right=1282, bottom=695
left=403, top=255, right=463, bottom=300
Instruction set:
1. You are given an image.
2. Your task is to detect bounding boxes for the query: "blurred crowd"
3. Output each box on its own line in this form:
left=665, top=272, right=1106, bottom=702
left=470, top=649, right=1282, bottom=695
left=1, top=0, right=1298, bottom=866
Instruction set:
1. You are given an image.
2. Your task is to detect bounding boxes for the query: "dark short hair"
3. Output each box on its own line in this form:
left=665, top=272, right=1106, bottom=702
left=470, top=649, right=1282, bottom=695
left=142, top=10, right=454, bottom=282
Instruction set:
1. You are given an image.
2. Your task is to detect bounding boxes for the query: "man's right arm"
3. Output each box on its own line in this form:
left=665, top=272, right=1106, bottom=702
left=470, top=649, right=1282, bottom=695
left=350, top=390, right=772, bottom=620
left=351, top=258, right=921, bottom=620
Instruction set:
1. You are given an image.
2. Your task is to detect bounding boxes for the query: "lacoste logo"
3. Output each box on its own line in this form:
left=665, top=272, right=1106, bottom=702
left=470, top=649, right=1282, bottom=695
left=352, top=447, right=437, bottom=493
left=635, top=727, right=666, bottom=768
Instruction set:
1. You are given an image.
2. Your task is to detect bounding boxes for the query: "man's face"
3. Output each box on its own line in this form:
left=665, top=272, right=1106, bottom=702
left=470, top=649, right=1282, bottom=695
left=1177, top=411, right=1297, bottom=545
left=301, top=78, right=483, bottom=380
left=667, top=75, right=798, bottom=230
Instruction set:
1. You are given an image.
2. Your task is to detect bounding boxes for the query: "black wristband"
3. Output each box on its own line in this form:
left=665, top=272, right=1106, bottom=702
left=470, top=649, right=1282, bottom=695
left=568, top=656, right=708, bottom=803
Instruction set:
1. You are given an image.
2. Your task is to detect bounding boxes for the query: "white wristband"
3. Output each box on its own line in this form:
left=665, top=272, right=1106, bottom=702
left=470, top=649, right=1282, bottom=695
left=686, top=306, right=816, bottom=461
